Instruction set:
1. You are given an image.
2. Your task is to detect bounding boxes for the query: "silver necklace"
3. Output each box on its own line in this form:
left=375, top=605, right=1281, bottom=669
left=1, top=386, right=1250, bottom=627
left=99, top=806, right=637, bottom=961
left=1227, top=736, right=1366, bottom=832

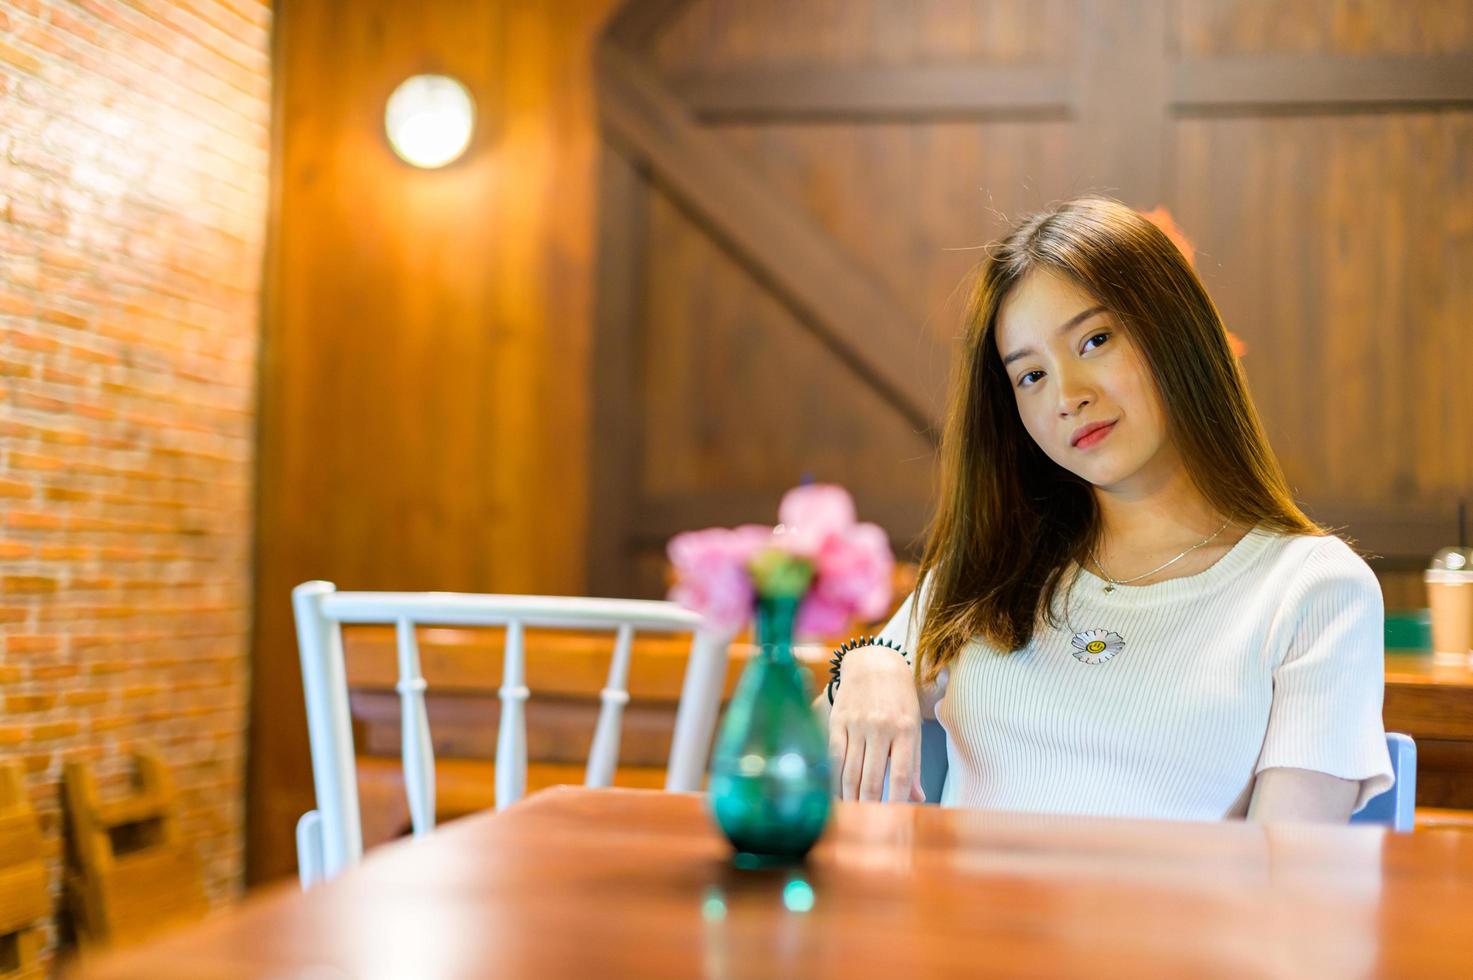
left=1090, top=520, right=1231, bottom=594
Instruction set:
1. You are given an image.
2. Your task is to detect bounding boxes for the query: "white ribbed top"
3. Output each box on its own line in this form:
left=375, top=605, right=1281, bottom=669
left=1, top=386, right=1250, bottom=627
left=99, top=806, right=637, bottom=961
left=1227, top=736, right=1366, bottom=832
left=879, top=528, right=1393, bottom=820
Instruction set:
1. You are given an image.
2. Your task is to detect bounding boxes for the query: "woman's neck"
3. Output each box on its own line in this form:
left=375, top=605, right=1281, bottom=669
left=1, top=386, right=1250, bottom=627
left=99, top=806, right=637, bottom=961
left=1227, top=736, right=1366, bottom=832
left=1090, top=448, right=1242, bottom=578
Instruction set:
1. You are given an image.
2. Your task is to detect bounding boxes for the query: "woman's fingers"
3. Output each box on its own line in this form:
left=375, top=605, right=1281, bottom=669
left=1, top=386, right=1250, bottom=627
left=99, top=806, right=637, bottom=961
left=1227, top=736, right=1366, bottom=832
left=886, top=726, right=916, bottom=804
left=858, top=732, right=891, bottom=801
left=829, top=726, right=849, bottom=797
left=840, top=731, right=866, bottom=801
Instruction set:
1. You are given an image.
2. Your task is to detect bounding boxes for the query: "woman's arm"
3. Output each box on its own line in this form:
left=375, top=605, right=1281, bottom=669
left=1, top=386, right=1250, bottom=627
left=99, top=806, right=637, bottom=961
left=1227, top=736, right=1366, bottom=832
left=1246, top=767, right=1359, bottom=823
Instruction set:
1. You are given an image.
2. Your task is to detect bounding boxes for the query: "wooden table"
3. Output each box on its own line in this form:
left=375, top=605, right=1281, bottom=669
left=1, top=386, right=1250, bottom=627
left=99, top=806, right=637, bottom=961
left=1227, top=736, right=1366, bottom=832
left=75, top=787, right=1473, bottom=978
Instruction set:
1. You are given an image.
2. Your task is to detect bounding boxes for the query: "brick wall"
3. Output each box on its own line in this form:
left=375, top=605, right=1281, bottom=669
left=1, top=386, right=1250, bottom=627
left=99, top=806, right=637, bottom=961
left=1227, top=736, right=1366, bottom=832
left=0, top=0, right=270, bottom=959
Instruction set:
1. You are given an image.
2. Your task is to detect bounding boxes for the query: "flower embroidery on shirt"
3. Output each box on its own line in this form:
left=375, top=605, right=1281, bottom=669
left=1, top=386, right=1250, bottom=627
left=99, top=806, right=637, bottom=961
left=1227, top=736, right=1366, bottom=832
left=1071, top=628, right=1125, bottom=665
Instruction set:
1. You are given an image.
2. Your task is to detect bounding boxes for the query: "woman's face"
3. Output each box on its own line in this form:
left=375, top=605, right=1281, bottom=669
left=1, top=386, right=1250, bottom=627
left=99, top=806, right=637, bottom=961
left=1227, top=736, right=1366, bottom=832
left=994, top=269, right=1177, bottom=494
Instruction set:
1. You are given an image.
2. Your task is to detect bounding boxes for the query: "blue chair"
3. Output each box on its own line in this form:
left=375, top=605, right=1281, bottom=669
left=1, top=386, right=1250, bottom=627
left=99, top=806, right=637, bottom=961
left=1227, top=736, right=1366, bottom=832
left=1351, top=732, right=1417, bottom=831
left=912, top=724, right=1414, bottom=830
left=918, top=719, right=948, bottom=804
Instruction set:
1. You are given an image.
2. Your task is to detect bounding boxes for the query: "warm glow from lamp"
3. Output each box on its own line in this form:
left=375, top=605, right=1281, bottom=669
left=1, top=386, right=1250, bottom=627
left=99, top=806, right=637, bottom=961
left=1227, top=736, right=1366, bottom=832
left=385, top=75, right=475, bottom=168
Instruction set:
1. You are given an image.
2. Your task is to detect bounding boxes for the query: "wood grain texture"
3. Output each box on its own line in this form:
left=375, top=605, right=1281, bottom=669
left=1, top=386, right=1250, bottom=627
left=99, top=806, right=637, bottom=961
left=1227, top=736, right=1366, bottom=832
left=250, top=0, right=620, bottom=883
left=1173, top=110, right=1473, bottom=527
left=73, top=787, right=1473, bottom=978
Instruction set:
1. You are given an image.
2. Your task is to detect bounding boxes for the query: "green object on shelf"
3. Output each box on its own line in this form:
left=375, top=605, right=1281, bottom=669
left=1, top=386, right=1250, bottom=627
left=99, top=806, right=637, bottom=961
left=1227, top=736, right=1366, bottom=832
left=1385, top=609, right=1432, bottom=652
left=708, top=595, right=831, bottom=867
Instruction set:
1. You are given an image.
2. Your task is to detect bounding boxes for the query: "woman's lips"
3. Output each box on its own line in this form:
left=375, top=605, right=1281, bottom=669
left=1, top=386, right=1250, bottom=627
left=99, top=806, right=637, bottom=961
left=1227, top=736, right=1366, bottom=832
left=1072, top=421, right=1116, bottom=449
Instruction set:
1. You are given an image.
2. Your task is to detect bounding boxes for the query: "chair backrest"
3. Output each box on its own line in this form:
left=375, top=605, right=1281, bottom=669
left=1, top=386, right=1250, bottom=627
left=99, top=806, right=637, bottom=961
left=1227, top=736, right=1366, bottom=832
left=292, top=581, right=727, bottom=887
left=1350, top=732, right=1417, bottom=831
left=1, top=762, right=50, bottom=978
left=915, top=726, right=1416, bottom=830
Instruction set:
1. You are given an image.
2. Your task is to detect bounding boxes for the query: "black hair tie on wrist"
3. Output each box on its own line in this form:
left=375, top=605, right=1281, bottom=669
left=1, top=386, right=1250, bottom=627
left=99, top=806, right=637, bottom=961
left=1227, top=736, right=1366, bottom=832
left=826, top=635, right=912, bottom=705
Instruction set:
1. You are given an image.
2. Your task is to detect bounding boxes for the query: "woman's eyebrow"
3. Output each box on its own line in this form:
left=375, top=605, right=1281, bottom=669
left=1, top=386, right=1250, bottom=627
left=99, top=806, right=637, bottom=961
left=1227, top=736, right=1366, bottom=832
left=1000, top=305, right=1108, bottom=366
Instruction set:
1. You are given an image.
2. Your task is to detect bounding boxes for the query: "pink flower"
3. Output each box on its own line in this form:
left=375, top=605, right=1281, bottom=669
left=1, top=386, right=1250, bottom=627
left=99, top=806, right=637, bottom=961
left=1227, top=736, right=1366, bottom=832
left=803, top=522, right=894, bottom=632
left=666, top=483, right=895, bottom=638
left=796, top=591, right=851, bottom=637
left=775, top=484, right=857, bottom=557
left=666, top=525, right=772, bottom=632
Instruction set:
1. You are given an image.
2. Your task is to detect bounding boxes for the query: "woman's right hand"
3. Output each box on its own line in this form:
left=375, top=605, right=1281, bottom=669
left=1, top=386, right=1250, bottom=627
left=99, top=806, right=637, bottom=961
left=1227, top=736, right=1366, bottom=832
left=827, top=645, right=926, bottom=803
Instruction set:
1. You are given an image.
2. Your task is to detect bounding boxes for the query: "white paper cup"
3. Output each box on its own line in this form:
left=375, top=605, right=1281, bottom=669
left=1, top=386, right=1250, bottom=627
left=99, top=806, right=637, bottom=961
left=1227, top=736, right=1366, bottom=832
left=1426, top=569, right=1473, bottom=664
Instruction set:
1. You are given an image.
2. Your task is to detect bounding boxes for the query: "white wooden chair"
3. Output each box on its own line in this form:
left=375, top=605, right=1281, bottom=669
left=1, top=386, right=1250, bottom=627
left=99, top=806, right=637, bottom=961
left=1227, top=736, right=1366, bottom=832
left=291, top=581, right=730, bottom=888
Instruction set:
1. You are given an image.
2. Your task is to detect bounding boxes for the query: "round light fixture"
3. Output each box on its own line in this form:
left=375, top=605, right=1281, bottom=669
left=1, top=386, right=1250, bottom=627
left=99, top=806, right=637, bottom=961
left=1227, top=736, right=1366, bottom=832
left=384, top=74, right=475, bottom=169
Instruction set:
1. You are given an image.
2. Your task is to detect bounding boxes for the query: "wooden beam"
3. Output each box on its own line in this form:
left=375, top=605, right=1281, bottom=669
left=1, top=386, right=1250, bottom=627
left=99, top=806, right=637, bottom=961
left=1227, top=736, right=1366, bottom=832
left=1074, top=0, right=1171, bottom=207
left=672, top=65, right=1073, bottom=121
left=595, top=42, right=942, bottom=438
left=1174, top=54, right=1473, bottom=112
left=601, top=0, right=692, bottom=52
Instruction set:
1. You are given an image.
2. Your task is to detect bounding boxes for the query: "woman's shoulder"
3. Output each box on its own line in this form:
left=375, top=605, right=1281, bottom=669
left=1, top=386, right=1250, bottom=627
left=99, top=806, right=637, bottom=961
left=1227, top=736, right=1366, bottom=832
left=1255, top=528, right=1381, bottom=603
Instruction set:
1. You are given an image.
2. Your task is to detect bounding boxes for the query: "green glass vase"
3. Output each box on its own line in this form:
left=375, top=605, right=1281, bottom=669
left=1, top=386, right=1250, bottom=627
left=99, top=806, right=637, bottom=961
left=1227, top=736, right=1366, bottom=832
left=708, top=594, right=832, bottom=867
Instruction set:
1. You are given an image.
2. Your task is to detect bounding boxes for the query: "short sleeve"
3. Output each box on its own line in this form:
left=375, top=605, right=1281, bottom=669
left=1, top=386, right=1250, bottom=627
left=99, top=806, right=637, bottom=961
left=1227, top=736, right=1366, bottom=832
left=1256, top=538, right=1394, bottom=813
left=873, top=578, right=947, bottom=716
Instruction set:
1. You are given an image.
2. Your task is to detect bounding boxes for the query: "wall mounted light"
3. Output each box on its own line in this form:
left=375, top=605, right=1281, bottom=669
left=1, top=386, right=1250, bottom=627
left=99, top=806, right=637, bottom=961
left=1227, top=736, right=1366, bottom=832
left=384, top=75, right=476, bottom=169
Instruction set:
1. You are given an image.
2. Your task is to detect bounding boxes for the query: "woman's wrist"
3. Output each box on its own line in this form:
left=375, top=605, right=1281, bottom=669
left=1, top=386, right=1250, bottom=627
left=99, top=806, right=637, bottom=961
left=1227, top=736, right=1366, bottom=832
left=826, top=637, right=912, bottom=704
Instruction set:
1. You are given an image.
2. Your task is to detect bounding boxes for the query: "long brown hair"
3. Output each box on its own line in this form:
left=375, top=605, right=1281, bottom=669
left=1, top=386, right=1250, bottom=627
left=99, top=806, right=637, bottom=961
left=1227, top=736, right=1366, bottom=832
left=915, top=196, right=1319, bottom=684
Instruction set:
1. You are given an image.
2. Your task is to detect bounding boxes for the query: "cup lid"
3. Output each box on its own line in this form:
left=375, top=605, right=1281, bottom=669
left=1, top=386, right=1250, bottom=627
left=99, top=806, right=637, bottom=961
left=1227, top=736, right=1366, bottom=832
left=1431, top=547, right=1473, bottom=571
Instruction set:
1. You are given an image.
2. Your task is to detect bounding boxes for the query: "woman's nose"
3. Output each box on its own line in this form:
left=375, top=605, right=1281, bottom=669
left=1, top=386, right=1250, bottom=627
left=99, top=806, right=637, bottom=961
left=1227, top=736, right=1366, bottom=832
left=1055, top=373, right=1093, bottom=417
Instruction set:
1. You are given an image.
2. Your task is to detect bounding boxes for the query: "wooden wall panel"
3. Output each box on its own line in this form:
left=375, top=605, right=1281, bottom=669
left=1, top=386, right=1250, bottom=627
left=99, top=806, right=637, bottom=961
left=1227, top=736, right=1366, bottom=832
left=593, top=0, right=1473, bottom=595
left=717, top=121, right=1084, bottom=344
left=1174, top=113, right=1473, bottom=518
left=637, top=190, right=934, bottom=549
left=1177, top=0, right=1473, bottom=56
left=251, top=0, right=618, bottom=883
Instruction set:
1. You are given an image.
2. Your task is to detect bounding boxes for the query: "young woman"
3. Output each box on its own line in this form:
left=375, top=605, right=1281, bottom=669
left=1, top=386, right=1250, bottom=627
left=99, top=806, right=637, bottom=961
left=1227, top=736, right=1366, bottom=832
left=820, top=196, right=1392, bottom=823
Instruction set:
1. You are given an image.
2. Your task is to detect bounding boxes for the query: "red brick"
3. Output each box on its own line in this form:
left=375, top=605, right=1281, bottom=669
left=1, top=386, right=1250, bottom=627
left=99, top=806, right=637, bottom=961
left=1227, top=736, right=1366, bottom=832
left=0, top=292, right=37, bottom=316
left=12, top=391, right=70, bottom=413
left=8, top=451, right=67, bottom=472
left=5, top=198, right=66, bottom=235
left=29, top=722, right=81, bottom=741
left=0, top=479, right=33, bottom=498
left=5, top=331, right=62, bottom=354
left=6, top=635, right=62, bottom=654
left=41, top=366, right=89, bottom=385
left=6, top=694, right=59, bottom=713
left=0, top=40, right=42, bottom=74
left=38, top=307, right=87, bottom=330
left=7, top=511, right=64, bottom=530
left=4, top=575, right=60, bottom=594
left=43, top=486, right=92, bottom=504
left=30, top=665, right=79, bottom=681
left=39, top=543, right=90, bottom=559
left=62, top=690, right=109, bottom=708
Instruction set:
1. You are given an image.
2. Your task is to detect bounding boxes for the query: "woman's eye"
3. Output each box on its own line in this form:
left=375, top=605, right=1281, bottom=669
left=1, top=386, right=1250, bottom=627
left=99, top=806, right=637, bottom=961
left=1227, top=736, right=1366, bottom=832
left=1082, top=332, right=1110, bottom=352
left=1018, top=370, right=1044, bottom=388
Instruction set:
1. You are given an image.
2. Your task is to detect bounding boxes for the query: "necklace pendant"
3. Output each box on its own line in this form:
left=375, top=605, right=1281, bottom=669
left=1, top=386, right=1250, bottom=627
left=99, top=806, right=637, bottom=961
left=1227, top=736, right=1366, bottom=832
left=1103, top=583, right=1115, bottom=594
